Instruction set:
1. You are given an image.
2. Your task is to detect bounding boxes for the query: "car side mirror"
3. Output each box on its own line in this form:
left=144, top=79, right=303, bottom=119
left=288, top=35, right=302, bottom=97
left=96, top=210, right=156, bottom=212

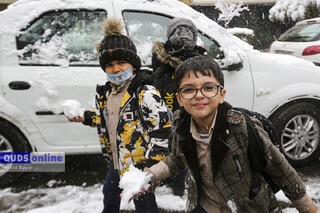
left=220, top=50, right=243, bottom=72
left=227, top=61, right=243, bottom=71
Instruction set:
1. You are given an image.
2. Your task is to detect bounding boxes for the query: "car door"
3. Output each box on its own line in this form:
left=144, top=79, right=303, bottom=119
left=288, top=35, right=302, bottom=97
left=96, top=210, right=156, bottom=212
left=1, top=8, right=111, bottom=152
left=115, top=5, right=254, bottom=110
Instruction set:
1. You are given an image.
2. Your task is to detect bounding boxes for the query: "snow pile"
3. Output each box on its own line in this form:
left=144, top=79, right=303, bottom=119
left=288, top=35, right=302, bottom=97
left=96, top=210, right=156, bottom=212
left=119, top=165, right=152, bottom=203
left=269, top=0, right=320, bottom=21
left=227, top=27, right=254, bottom=36
left=32, top=71, right=58, bottom=98
left=17, top=35, right=69, bottom=66
left=0, top=183, right=187, bottom=212
left=62, top=99, right=85, bottom=118
left=0, top=176, right=319, bottom=212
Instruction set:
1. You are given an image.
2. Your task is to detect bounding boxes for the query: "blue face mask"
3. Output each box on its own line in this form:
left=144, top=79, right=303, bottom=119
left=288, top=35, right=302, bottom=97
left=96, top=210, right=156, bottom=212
left=106, top=66, right=133, bottom=85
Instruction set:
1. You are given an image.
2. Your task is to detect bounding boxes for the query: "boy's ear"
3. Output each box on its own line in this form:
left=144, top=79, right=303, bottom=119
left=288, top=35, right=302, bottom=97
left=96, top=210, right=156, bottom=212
left=176, top=92, right=183, bottom=107
left=219, top=89, right=226, bottom=104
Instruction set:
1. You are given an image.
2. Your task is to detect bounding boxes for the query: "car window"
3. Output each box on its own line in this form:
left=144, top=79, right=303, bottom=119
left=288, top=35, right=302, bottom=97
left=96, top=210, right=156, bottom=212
left=198, top=32, right=224, bottom=60
left=278, top=23, right=320, bottom=42
left=17, top=10, right=107, bottom=66
left=123, top=11, right=224, bottom=66
left=123, top=11, right=171, bottom=66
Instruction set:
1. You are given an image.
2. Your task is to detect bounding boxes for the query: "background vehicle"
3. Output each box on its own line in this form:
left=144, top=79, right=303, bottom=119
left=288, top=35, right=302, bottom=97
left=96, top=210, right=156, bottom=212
left=0, top=0, right=320, bottom=185
left=269, top=17, right=320, bottom=66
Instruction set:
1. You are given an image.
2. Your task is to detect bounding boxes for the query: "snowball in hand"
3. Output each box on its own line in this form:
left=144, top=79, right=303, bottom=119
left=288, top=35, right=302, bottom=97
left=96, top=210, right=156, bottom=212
left=62, top=99, right=85, bottom=118
left=119, top=165, right=153, bottom=203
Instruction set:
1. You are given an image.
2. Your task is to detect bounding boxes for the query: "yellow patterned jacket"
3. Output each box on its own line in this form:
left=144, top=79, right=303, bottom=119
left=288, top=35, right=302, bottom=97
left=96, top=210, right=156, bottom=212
left=83, top=71, right=172, bottom=175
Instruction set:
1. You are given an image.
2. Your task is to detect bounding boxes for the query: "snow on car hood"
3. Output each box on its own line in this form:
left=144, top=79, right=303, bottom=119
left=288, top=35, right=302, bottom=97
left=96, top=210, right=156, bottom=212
left=254, top=50, right=319, bottom=70
left=248, top=50, right=320, bottom=83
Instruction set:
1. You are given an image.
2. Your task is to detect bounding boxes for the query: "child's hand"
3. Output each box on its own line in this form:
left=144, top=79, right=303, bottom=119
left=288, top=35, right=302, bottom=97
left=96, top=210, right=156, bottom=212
left=120, top=183, right=158, bottom=202
left=120, top=188, right=146, bottom=202
left=65, top=114, right=84, bottom=122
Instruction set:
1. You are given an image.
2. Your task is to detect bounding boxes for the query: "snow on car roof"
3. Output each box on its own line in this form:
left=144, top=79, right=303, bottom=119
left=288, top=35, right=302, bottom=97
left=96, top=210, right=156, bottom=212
left=0, top=0, right=107, bottom=34
left=0, top=0, right=253, bottom=52
left=2, top=0, right=315, bottom=69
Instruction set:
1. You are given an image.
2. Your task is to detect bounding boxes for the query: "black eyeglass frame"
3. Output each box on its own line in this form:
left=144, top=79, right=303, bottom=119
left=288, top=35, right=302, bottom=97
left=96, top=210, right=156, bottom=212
left=178, top=84, right=224, bottom=100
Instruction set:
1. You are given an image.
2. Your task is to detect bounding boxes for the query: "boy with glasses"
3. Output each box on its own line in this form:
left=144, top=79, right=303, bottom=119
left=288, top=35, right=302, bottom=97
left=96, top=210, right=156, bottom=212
left=142, top=56, right=316, bottom=213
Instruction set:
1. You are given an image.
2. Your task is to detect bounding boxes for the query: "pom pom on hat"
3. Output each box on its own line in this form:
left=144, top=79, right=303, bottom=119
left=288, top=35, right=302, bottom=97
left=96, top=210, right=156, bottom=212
left=98, top=18, right=141, bottom=72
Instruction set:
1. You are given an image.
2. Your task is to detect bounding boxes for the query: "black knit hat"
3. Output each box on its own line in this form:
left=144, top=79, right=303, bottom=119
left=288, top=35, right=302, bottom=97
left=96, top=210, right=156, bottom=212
left=97, top=18, right=141, bottom=72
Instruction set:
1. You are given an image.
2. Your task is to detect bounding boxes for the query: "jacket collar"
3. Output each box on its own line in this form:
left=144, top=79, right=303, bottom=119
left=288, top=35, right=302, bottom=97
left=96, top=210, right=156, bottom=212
left=153, top=41, right=182, bottom=69
left=153, top=41, right=207, bottom=69
left=210, top=102, right=232, bottom=178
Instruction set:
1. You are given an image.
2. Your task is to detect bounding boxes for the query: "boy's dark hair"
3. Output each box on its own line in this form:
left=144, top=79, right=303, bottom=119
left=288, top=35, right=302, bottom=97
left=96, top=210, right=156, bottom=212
left=175, top=56, right=224, bottom=88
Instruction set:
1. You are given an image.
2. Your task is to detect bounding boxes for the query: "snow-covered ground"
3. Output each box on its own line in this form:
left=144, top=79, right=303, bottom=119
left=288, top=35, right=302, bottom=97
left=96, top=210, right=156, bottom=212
left=0, top=176, right=319, bottom=213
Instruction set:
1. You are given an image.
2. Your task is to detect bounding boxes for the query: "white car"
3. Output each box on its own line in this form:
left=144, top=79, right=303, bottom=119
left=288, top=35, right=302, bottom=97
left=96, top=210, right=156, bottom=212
left=1, top=0, right=320, bottom=185
left=269, top=17, right=320, bottom=66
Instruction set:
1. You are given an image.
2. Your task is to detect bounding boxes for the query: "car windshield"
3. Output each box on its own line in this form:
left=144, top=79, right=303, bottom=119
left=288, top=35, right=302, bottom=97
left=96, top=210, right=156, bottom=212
left=278, top=23, right=320, bottom=42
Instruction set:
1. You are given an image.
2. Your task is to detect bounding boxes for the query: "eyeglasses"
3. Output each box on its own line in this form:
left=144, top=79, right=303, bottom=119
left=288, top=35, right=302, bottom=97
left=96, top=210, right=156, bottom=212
left=178, top=85, right=223, bottom=100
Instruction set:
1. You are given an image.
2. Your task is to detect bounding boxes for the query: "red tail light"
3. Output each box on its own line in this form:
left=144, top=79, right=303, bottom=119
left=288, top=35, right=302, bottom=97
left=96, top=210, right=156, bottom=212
left=302, top=45, right=320, bottom=56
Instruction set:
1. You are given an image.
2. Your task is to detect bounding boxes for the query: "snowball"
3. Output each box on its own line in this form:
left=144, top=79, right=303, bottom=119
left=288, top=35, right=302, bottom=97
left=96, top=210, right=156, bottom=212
left=227, top=200, right=237, bottom=213
left=62, top=99, right=85, bottom=118
left=119, top=165, right=152, bottom=203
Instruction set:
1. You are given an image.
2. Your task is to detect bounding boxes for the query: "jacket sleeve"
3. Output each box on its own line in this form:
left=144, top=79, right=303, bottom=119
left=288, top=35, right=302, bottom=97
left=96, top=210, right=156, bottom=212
left=82, top=110, right=100, bottom=127
left=253, top=118, right=313, bottom=212
left=146, top=133, right=186, bottom=183
left=151, top=52, right=161, bottom=72
left=139, top=85, right=172, bottom=163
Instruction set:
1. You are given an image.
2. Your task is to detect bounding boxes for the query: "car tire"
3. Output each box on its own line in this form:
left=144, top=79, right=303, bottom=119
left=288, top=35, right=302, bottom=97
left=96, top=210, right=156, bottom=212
left=0, top=120, right=31, bottom=186
left=270, top=102, right=320, bottom=167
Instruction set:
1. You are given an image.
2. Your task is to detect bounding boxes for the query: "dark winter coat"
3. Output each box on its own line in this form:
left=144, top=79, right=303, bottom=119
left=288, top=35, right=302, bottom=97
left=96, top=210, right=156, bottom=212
left=152, top=41, right=206, bottom=112
left=83, top=71, right=172, bottom=175
left=163, top=102, right=307, bottom=212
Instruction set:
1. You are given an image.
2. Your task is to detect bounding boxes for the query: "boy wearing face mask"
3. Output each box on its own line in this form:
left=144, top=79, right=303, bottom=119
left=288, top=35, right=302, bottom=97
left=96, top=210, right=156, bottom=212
left=67, top=18, right=172, bottom=213
left=152, top=17, right=206, bottom=196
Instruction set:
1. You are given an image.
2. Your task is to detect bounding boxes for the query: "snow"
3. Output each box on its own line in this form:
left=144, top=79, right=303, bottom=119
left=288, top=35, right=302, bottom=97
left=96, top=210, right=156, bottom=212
left=119, top=165, right=152, bottom=203
left=215, top=0, right=249, bottom=28
left=0, top=183, right=187, bottom=212
left=62, top=100, right=85, bottom=119
left=227, top=27, right=254, bottom=36
left=32, top=74, right=85, bottom=117
left=0, top=177, right=319, bottom=212
left=0, top=0, right=255, bottom=68
left=0, top=0, right=320, bottom=212
left=227, top=200, right=237, bottom=213
left=269, top=0, right=320, bottom=21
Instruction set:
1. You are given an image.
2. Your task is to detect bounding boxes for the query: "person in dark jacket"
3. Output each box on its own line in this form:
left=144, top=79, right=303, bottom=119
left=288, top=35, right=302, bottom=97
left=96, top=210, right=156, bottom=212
left=67, top=18, right=172, bottom=213
left=152, top=17, right=206, bottom=112
left=152, top=17, right=206, bottom=196
left=143, top=56, right=317, bottom=213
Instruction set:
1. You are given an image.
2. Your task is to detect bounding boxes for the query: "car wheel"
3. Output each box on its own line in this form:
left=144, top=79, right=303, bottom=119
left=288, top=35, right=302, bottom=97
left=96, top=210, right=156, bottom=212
left=270, top=102, right=320, bottom=167
left=0, top=120, right=31, bottom=186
